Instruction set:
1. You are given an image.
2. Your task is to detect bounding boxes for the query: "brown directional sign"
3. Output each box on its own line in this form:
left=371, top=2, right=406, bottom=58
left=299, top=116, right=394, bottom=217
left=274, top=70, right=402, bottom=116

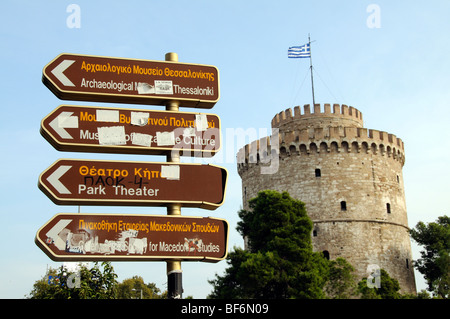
left=38, top=159, right=227, bottom=210
left=40, top=105, right=220, bottom=156
left=42, top=53, right=219, bottom=108
left=35, top=213, right=228, bottom=262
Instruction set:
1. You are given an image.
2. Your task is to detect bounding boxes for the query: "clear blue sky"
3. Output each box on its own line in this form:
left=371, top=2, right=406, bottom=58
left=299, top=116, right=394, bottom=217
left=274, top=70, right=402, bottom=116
left=1, top=0, right=449, bottom=298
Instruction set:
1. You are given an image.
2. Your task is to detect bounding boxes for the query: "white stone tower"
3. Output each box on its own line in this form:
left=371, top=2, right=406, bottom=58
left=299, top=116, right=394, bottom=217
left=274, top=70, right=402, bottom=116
left=237, top=103, right=416, bottom=294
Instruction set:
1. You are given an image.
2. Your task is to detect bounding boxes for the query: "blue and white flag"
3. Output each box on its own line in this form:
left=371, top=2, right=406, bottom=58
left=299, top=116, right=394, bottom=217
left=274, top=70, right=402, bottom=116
left=288, top=43, right=311, bottom=58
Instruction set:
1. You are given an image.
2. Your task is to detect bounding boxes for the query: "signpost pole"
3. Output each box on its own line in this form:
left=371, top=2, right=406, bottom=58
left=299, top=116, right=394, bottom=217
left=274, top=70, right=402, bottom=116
left=165, top=52, right=183, bottom=299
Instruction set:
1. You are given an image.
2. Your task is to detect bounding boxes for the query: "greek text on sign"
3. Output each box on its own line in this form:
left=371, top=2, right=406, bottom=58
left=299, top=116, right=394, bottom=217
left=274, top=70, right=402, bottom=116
left=41, top=105, right=221, bottom=156
left=38, top=159, right=227, bottom=210
left=42, top=53, right=220, bottom=108
left=35, top=213, right=228, bottom=262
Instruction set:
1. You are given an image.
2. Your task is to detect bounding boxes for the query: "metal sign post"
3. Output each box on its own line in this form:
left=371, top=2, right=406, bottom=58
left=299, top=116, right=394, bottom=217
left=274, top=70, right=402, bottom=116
left=165, top=52, right=183, bottom=299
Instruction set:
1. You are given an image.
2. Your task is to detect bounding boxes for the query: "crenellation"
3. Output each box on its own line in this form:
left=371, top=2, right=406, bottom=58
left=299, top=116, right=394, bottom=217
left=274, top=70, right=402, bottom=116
left=294, top=105, right=301, bottom=118
left=388, top=134, right=395, bottom=144
left=237, top=131, right=406, bottom=168
left=271, top=103, right=364, bottom=130
left=333, top=103, right=340, bottom=114
left=342, top=104, right=349, bottom=115
left=345, top=127, right=358, bottom=139
left=349, top=106, right=359, bottom=118
left=285, top=108, right=293, bottom=119
left=349, top=106, right=354, bottom=116
left=314, top=104, right=321, bottom=114
left=271, top=114, right=278, bottom=128
left=304, top=104, right=311, bottom=114
left=368, top=129, right=377, bottom=139
left=359, top=128, right=368, bottom=138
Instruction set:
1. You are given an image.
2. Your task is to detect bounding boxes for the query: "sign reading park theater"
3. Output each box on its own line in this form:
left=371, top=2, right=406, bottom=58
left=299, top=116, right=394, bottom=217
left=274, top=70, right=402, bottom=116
left=38, top=159, right=227, bottom=210
left=35, top=213, right=228, bottom=262
left=42, top=53, right=219, bottom=108
left=40, top=105, right=220, bottom=156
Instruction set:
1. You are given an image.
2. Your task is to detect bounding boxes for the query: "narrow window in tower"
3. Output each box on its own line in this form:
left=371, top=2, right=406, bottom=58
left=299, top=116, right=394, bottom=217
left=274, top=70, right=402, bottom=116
left=315, top=168, right=321, bottom=177
left=406, top=258, right=409, bottom=269
left=386, top=203, right=391, bottom=214
left=340, top=201, right=347, bottom=211
left=323, top=250, right=330, bottom=260
left=397, top=175, right=400, bottom=183
left=313, top=229, right=318, bottom=237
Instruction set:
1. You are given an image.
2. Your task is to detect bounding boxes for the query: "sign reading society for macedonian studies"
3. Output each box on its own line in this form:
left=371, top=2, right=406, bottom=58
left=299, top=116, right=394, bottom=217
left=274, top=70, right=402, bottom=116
left=42, top=53, right=220, bottom=108
left=35, top=213, right=228, bottom=262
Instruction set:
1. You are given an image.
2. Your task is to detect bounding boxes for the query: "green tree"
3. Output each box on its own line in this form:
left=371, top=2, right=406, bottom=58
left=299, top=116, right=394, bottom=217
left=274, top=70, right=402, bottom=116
left=208, top=190, right=329, bottom=299
left=324, top=257, right=358, bottom=299
left=410, top=215, right=449, bottom=299
left=27, top=262, right=118, bottom=299
left=27, top=267, right=60, bottom=299
left=116, top=275, right=167, bottom=299
left=357, top=269, right=402, bottom=299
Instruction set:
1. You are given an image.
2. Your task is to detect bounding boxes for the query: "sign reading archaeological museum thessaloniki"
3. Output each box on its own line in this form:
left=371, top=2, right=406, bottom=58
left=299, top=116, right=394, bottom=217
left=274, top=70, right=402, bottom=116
left=42, top=53, right=219, bottom=108
left=35, top=213, right=229, bottom=262
left=40, top=105, right=220, bottom=156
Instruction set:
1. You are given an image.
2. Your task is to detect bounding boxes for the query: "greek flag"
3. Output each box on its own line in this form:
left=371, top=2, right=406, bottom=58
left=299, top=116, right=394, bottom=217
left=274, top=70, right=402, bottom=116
left=288, top=43, right=311, bottom=58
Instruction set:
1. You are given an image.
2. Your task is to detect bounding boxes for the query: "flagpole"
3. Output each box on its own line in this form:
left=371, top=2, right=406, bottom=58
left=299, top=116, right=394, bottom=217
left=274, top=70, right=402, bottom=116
left=308, top=34, right=316, bottom=106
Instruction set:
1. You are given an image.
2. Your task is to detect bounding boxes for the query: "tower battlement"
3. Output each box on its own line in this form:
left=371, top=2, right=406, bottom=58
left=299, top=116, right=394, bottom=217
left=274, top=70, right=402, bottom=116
left=237, top=125, right=405, bottom=173
left=271, top=104, right=364, bottom=130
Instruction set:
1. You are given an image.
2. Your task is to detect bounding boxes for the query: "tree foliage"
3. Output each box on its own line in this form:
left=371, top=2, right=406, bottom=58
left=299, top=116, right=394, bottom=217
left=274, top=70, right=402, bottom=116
left=357, top=269, right=402, bottom=299
left=27, top=262, right=118, bottom=299
left=27, top=262, right=168, bottom=299
left=208, top=190, right=330, bottom=299
left=410, top=215, right=449, bottom=299
left=116, top=275, right=167, bottom=299
left=324, top=258, right=358, bottom=299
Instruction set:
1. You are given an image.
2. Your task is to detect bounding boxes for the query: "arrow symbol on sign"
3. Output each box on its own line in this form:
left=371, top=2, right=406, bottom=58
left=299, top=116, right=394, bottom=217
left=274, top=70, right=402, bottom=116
left=47, top=165, right=72, bottom=194
left=45, top=219, right=72, bottom=251
left=51, top=60, right=75, bottom=87
left=49, top=111, right=79, bottom=139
